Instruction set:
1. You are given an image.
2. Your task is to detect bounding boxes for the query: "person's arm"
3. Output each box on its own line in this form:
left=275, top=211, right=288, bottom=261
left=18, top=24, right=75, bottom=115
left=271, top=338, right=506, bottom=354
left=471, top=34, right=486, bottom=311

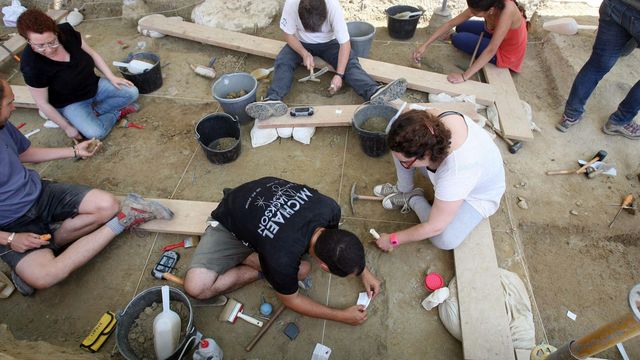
left=329, top=41, right=350, bottom=94
left=360, top=267, right=381, bottom=300
left=0, top=230, right=48, bottom=252
left=28, top=86, right=81, bottom=140
left=413, top=9, right=473, bottom=63
left=284, top=33, right=315, bottom=71
left=450, top=4, right=520, bottom=83
left=81, top=39, right=133, bottom=89
left=18, top=139, right=101, bottom=163
left=375, top=198, right=463, bottom=251
left=276, top=290, right=368, bottom=325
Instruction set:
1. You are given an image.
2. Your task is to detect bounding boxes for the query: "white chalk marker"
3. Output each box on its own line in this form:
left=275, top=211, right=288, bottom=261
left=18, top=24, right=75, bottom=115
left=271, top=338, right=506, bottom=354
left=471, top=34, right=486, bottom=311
left=24, top=129, right=40, bottom=138
left=369, top=228, right=380, bottom=240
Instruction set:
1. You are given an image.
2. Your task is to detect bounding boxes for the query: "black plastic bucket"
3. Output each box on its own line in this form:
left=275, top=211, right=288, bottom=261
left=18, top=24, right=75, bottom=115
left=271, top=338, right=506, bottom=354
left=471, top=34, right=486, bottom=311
left=195, top=113, right=241, bottom=164
left=116, top=286, right=196, bottom=360
left=386, top=5, right=422, bottom=40
left=118, top=52, right=163, bottom=94
left=352, top=104, right=398, bottom=157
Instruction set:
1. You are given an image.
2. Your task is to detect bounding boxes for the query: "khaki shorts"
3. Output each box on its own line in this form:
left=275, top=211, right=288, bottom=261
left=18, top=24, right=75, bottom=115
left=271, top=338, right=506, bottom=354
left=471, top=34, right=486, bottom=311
left=189, top=223, right=253, bottom=274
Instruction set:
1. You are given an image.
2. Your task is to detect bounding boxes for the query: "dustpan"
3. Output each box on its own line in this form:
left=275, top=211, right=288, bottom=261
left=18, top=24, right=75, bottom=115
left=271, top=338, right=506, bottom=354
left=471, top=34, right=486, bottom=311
left=0, top=271, right=15, bottom=298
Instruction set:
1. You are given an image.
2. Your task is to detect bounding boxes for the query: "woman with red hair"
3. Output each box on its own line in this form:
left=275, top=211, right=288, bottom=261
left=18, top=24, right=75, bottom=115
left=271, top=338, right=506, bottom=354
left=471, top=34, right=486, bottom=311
left=17, top=9, right=139, bottom=140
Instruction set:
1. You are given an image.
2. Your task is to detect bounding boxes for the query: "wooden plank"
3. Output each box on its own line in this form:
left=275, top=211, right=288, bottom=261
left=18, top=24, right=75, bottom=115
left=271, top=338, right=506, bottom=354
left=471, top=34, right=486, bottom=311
left=256, top=102, right=479, bottom=128
left=454, top=219, right=515, bottom=360
left=11, top=85, right=37, bottom=108
left=0, top=10, right=69, bottom=64
left=515, top=349, right=607, bottom=360
left=117, top=197, right=218, bottom=236
left=138, top=16, right=496, bottom=105
left=482, top=64, right=533, bottom=141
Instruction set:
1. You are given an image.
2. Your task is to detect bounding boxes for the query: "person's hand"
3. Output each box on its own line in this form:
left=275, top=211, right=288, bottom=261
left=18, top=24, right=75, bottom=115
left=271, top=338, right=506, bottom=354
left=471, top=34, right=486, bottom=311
left=412, top=45, right=426, bottom=64
left=302, top=51, right=315, bottom=71
left=361, top=269, right=381, bottom=300
left=341, top=305, right=367, bottom=325
left=109, top=76, right=134, bottom=89
left=75, top=139, right=101, bottom=158
left=328, top=75, right=343, bottom=95
left=9, top=233, right=48, bottom=253
left=447, top=72, right=466, bottom=84
left=375, top=233, right=394, bottom=252
left=64, top=126, right=82, bottom=140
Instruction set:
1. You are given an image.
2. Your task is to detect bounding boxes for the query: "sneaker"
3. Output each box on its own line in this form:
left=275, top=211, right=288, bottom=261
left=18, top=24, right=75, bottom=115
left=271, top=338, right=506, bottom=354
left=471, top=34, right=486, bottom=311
left=117, top=103, right=141, bottom=121
left=11, top=270, right=34, bottom=296
left=373, top=183, right=399, bottom=197
left=298, top=275, right=312, bottom=290
left=555, top=114, right=582, bottom=132
left=370, top=78, right=408, bottom=105
left=602, top=121, right=640, bottom=140
left=245, top=100, right=288, bottom=120
left=118, top=193, right=174, bottom=229
left=382, top=188, right=425, bottom=214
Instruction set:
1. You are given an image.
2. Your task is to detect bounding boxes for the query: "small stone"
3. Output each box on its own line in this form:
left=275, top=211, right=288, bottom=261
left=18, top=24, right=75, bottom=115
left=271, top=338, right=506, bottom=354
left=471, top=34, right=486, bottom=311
left=575, top=200, right=583, bottom=207
left=137, top=335, right=146, bottom=344
left=517, top=199, right=528, bottom=209
left=143, top=307, right=153, bottom=315
left=570, top=210, right=579, bottom=215
left=626, top=173, right=635, bottom=180
left=514, top=184, right=520, bottom=188
left=520, top=182, right=526, bottom=187
left=517, top=196, right=525, bottom=202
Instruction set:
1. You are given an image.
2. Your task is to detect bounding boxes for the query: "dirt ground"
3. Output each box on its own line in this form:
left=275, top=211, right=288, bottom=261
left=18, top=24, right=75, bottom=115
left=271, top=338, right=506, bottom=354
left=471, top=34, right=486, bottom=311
left=0, top=0, right=639, bottom=359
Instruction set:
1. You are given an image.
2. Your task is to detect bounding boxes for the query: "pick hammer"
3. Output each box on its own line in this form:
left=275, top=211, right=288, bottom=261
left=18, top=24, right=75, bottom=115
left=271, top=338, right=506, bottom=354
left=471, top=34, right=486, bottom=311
left=350, top=182, right=383, bottom=215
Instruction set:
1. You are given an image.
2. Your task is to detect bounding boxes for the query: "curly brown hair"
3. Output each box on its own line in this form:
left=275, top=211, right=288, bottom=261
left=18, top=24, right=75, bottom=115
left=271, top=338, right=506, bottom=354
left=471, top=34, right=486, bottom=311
left=387, top=110, right=452, bottom=165
left=17, top=9, right=60, bottom=40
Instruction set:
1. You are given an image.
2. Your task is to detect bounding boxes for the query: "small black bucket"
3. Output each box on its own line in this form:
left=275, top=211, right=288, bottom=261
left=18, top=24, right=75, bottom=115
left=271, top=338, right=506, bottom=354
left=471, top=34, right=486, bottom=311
left=386, top=5, right=422, bottom=40
left=118, top=52, right=163, bottom=94
left=195, top=113, right=241, bottom=165
left=352, top=104, right=398, bottom=157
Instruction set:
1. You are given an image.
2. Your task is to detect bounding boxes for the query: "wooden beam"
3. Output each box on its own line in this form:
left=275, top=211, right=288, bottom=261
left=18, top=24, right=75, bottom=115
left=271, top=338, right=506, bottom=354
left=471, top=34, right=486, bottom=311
left=482, top=64, right=533, bottom=141
left=117, top=197, right=217, bottom=236
left=515, top=349, right=607, bottom=360
left=256, top=102, right=479, bottom=128
left=0, top=10, right=68, bottom=64
left=12, top=85, right=37, bottom=108
left=454, top=219, right=515, bottom=360
left=138, top=16, right=496, bottom=105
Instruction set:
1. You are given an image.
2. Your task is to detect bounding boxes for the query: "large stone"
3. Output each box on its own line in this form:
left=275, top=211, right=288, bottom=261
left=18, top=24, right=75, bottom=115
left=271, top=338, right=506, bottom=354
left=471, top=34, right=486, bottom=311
left=191, top=0, right=283, bottom=32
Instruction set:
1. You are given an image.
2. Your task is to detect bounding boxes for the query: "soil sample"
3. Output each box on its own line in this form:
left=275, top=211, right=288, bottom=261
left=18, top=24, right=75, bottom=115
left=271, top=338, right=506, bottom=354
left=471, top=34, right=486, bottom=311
left=225, top=89, right=248, bottom=99
left=208, top=137, right=237, bottom=151
left=360, top=116, right=389, bottom=133
left=127, top=300, right=190, bottom=359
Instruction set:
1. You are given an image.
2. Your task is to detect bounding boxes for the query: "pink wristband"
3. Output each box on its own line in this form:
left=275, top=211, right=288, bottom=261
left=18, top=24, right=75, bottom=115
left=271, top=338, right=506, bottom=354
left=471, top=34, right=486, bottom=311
left=389, top=233, right=399, bottom=248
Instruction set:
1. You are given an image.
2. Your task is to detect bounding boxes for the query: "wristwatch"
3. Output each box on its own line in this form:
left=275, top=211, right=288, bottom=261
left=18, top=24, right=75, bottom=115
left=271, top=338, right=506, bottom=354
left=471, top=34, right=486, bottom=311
left=7, top=232, right=15, bottom=246
left=336, top=72, right=344, bottom=79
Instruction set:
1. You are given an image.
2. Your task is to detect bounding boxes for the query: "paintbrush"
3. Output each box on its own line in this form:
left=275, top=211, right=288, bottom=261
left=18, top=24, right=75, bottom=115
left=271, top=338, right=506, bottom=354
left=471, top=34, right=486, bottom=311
left=219, top=298, right=264, bottom=327
left=160, top=237, right=197, bottom=252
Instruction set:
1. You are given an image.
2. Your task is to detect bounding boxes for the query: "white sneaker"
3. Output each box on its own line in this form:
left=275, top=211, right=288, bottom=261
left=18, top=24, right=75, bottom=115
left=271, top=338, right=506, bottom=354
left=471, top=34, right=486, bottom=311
left=382, top=188, right=424, bottom=214
left=373, top=183, right=399, bottom=197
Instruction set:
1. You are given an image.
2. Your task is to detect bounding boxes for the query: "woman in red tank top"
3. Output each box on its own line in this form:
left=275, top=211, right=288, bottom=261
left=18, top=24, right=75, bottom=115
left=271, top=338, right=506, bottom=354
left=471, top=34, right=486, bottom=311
left=413, top=0, right=528, bottom=84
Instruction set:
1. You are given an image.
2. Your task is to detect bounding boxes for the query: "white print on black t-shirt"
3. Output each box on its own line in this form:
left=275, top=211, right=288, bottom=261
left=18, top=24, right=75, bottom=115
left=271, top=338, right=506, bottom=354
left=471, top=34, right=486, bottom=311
left=254, top=184, right=314, bottom=239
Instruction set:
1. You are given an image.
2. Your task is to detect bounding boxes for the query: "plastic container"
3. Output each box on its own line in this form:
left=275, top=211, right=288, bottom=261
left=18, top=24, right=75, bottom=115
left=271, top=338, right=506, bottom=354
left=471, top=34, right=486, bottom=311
left=425, top=272, right=445, bottom=292
left=352, top=104, right=397, bottom=157
left=116, top=286, right=196, bottom=360
left=153, top=286, right=181, bottom=360
left=195, top=113, right=241, bottom=165
left=386, top=5, right=421, bottom=40
left=193, top=338, right=223, bottom=360
left=347, top=21, right=376, bottom=58
left=118, top=52, right=163, bottom=94
left=212, top=72, right=257, bottom=124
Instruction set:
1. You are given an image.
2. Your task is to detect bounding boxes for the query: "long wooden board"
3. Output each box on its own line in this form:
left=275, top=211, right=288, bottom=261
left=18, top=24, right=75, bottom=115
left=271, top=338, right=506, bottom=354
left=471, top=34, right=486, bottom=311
left=117, top=197, right=218, bottom=236
left=257, top=102, right=479, bottom=128
left=515, top=349, right=606, bottom=360
left=138, top=16, right=496, bottom=105
left=454, top=219, right=515, bottom=360
left=0, top=10, right=68, bottom=64
left=12, top=85, right=37, bottom=108
left=483, top=64, right=533, bottom=141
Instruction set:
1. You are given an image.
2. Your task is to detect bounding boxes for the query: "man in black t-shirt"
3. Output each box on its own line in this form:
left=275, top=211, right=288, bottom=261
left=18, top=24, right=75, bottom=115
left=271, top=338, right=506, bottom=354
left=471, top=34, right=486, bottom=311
left=185, top=177, right=381, bottom=326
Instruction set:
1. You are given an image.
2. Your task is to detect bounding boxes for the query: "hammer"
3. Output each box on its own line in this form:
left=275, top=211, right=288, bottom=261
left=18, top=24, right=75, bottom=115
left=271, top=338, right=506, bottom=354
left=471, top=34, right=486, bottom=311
left=350, top=182, right=383, bottom=215
left=485, top=122, right=523, bottom=154
left=546, top=150, right=607, bottom=175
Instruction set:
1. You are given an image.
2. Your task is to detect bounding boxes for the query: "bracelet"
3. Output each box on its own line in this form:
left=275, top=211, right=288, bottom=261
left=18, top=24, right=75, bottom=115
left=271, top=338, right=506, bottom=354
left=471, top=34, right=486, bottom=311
left=389, top=233, right=399, bottom=248
left=7, top=232, right=15, bottom=246
left=336, top=73, right=344, bottom=79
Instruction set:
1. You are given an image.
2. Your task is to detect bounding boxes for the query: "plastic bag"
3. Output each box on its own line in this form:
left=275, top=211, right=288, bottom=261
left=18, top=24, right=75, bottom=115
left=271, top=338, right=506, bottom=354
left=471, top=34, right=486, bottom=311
left=276, top=127, right=293, bottom=139
left=421, top=287, right=450, bottom=311
left=250, top=123, right=278, bottom=148
left=292, top=127, right=315, bottom=145
left=2, top=0, right=26, bottom=27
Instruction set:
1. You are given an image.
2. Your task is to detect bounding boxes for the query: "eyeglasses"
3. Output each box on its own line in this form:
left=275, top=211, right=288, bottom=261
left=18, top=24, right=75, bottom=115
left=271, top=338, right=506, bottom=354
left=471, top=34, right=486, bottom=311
left=399, top=157, right=418, bottom=169
left=29, top=38, right=60, bottom=51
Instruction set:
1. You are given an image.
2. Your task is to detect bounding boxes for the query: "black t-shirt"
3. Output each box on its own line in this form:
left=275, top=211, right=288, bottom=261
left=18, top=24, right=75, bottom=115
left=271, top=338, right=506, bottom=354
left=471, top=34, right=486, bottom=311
left=211, top=177, right=341, bottom=295
left=20, top=23, right=100, bottom=108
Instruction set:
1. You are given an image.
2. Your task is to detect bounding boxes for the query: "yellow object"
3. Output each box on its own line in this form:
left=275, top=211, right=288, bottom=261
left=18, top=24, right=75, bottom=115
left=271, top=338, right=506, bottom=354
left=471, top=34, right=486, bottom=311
left=80, top=311, right=117, bottom=353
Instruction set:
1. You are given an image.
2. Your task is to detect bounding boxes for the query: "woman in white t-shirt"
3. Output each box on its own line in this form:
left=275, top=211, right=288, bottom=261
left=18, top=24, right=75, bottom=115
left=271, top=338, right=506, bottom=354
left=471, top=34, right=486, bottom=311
left=373, top=109, right=505, bottom=251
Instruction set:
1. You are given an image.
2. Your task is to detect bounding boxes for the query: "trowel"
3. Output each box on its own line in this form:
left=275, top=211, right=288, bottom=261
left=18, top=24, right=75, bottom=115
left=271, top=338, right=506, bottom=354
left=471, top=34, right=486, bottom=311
left=251, top=67, right=274, bottom=80
left=112, top=60, right=155, bottom=74
left=392, top=10, right=424, bottom=19
left=153, top=286, right=181, bottom=360
left=543, top=18, right=597, bottom=35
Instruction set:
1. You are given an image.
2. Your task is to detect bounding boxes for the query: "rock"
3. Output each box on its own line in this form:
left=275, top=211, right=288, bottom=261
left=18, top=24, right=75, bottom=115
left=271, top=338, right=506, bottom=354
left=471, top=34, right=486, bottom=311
left=137, top=335, right=146, bottom=344
left=626, top=173, right=635, bottom=180
left=520, top=181, right=526, bottom=187
left=192, top=0, right=281, bottom=32
left=570, top=210, right=579, bottom=215
left=575, top=200, right=582, bottom=207
left=517, top=199, right=528, bottom=209
left=143, top=307, right=153, bottom=315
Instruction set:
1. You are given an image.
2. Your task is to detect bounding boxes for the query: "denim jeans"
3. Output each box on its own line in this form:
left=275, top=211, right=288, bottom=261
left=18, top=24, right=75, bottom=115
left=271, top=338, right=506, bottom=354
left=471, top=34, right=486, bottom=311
left=563, top=0, right=640, bottom=125
left=58, top=78, right=139, bottom=139
left=266, top=40, right=379, bottom=101
left=451, top=20, right=497, bottom=65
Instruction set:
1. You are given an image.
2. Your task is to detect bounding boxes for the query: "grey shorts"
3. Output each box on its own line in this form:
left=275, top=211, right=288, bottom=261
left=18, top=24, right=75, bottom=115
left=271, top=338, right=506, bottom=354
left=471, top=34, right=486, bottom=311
left=189, top=223, right=254, bottom=274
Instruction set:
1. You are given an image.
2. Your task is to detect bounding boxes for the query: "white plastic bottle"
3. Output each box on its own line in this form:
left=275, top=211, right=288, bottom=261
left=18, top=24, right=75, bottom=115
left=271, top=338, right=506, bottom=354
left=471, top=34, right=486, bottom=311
left=193, top=338, right=223, bottom=360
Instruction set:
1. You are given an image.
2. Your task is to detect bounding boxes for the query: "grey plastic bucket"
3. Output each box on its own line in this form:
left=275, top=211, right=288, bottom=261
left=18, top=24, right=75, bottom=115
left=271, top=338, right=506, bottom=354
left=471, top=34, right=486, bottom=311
left=212, top=72, right=257, bottom=124
left=352, top=104, right=398, bottom=157
left=195, top=112, right=241, bottom=165
left=118, top=52, right=163, bottom=94
left=116, top=286, right=197, bottom=360
left=347, top=21, right=376, bottom=58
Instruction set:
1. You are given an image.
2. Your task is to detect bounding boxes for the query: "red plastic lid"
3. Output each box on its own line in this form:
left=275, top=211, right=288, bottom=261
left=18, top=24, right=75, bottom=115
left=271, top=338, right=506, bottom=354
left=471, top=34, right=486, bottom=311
left=424, top=272, right=444, bottom=291
left=200, top=339, right=209, bottom=348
